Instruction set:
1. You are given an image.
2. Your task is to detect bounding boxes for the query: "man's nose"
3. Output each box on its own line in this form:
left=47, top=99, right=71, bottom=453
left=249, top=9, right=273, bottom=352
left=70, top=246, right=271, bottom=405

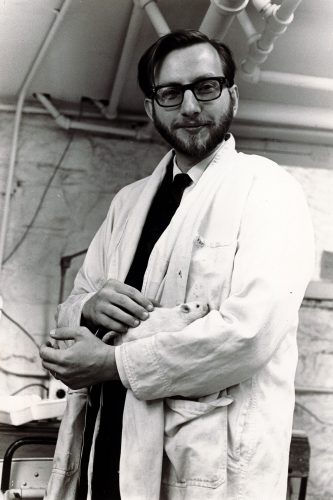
left=180, top=89, right=201, bottom=115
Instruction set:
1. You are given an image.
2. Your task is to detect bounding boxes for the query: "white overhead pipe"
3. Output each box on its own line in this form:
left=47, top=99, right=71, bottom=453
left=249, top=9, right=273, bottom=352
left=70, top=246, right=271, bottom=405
left=259, top=70, right=333, bottom=92
left=0, top=0, right=73, bottom=274
left=241, top=0, right=304, bottom=82
left=237, top=100, right=333, bottom=130
left=135, top=0, right=170, bottom=36
left=0, top=100, right=151, bottom=124
left=231, top=123, right=333, bottom=146
left=275, top=0, right=303, bottom=22
left=199, top=0, right=249, bottom=40
left=91, top=99, right=149, bottom=123
left=236, top=9, right=258, bottom=43
left=105, top=3, right=145, bottom=119
left=35, top=93, right=152, bottom=141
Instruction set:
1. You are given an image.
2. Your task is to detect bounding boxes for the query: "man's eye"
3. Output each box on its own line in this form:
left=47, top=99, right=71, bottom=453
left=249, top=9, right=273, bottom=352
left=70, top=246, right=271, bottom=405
left=196, top=81, right=219, bottom=94
left=158, top=87, right=180, bottom=100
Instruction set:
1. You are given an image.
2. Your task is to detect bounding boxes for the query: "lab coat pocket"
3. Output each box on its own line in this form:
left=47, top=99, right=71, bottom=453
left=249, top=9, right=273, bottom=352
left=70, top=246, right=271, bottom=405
left=162, top=391, right=233, bottom=489
left=188, top=236, right=237, bottom=307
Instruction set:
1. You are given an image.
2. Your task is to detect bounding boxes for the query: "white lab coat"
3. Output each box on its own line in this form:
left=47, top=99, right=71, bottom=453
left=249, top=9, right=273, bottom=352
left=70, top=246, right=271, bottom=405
left=45, top=136, right=314, bottom=500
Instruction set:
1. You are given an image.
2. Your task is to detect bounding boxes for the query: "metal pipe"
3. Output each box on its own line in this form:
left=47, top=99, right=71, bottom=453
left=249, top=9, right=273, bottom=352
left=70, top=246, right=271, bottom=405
left=35, top=93, right=152, bottom=141
left=0, top=0, right=73, bottom=274
left=200, top=0, right=249, bottom=39
left=231, top=123, right=333, bottom=146
left=277, top=0, right=303, bottom=22
left=136, top=0, right=170, bottom=36
left=91, top=99, right=149, bottom=123
left=236, top=10, right=258, bottom=42
left=106, top=3, right=145, bottom=119
left=240, top=0, right=304, bottom=82
left=237, top=100, right=333, bottom=130
left=259, top=70, right=333, bottom=92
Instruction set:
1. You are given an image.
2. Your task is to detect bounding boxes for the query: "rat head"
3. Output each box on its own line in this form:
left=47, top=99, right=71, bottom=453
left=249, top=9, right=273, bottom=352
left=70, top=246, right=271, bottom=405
left=179, top=301, right=209, bottom=320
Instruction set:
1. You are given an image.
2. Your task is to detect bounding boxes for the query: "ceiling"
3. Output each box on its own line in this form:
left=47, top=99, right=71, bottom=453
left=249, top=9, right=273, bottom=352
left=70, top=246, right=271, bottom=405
left=0, top=0, right=332, bottom=143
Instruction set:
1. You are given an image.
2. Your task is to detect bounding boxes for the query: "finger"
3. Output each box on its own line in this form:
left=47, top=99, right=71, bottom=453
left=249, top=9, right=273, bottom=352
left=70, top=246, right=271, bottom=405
left=102, top=331, right=117, bottom=344
left=149, top=298, right=161, bottom=307
left=98, top=313, right=129, bottom=333
left=49, top=327, right=80, bottom=341
left=107, top=294, right=153, bottom=322
left=39, top=344, right=64, bottom=364
left=101, top=301, right=144, bottom=327
left=108, top=280, right=154, bottom=311
left=50, top=326, right=91, bottom=341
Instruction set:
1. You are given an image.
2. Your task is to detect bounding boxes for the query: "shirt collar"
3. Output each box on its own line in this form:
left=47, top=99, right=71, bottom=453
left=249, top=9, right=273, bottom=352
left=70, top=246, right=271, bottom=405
left=172, top=135, right=229, bottom=184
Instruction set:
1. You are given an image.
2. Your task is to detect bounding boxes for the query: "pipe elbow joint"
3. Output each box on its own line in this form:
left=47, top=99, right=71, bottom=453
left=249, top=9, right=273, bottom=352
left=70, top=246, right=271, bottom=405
left=54, top=113, right=71, bottom=130
left=239, top=62, right=261, bottom=84
left=268, top=8, right=294, bottom=33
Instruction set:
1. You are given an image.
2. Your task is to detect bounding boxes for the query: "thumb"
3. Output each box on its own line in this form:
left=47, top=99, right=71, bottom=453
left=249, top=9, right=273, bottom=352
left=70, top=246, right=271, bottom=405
left=49, top=327, right=82, bottom=342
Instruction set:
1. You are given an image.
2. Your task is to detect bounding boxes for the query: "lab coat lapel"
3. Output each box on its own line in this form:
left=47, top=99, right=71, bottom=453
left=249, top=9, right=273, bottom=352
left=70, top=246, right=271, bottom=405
left=114, top=151, right=173, bottom=283
left=143, top=138, right=238, bottom=305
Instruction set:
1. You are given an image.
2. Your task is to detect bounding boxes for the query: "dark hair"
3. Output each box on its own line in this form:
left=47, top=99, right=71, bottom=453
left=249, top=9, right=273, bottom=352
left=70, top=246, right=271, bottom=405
left=138, top=29, right=236, bottom=97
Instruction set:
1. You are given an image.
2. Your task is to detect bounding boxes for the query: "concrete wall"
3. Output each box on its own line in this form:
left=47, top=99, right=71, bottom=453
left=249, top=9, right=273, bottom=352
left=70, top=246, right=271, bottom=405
left=0, top=112, right=332, bottom=499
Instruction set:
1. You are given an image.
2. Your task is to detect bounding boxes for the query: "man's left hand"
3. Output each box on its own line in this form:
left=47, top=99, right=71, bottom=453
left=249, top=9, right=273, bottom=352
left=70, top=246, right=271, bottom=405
left=39, top=327, right=119, bottom=389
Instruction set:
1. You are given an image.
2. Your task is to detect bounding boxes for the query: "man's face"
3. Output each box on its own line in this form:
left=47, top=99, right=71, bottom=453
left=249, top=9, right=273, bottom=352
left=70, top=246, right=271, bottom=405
left=144, top=43, right=238, bottom=168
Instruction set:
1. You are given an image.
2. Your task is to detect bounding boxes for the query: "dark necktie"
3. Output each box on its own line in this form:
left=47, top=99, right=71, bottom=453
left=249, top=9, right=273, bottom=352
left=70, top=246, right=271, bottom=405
left=77, top=164, right=192, bottom=500
left=171, top=172, right=193, bottom=204
left=125, top=166, right=192, bottom=291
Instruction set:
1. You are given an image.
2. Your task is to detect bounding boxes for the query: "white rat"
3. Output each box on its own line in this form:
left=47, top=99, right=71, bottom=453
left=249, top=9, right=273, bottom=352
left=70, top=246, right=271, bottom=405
left=102, top=301, right=209, bottom=346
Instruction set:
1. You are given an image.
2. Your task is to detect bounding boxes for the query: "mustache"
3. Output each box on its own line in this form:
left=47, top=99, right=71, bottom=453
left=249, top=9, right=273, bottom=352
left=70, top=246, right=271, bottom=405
left=173, top=120, right=213, bottom=128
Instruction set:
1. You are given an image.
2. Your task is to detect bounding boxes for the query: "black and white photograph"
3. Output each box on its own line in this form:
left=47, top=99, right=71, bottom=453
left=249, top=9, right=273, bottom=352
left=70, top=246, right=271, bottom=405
left=0, top=1, right=332, bottom=499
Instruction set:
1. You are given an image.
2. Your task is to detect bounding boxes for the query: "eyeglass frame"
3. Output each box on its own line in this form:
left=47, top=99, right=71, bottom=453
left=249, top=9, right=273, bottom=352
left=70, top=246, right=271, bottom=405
left=150, top=76, right=231, bottom=108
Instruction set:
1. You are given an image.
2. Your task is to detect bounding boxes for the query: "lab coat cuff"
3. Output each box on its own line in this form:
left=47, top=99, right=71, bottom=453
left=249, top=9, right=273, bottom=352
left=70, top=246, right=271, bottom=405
left=118, top=337, right=172, bottom=400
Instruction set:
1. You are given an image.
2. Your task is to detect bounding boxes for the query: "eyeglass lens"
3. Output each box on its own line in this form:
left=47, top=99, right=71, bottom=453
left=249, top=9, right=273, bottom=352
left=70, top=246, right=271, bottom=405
left=155, top=78, right=224, bottom=107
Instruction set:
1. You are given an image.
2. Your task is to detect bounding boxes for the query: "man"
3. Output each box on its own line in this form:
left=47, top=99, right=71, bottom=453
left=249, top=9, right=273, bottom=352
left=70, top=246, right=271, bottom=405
left=40, top=29, right=314, bottom=499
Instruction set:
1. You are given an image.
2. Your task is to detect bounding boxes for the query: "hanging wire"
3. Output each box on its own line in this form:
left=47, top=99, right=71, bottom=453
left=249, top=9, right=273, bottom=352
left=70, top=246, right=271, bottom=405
left=3, top=132, right=74, bottom=264
left=0, top=365, right=48, bottom=378
left=11, top=383, right=48, bottom=395
left=1, top=308, right=40, bottom=349
left=3, top=94, right=89, bottom=265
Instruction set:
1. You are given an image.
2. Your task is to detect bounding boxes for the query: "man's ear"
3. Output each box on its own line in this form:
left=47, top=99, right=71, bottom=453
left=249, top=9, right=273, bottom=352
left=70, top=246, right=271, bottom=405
left=144, top=98, right=154, bottom=121
left=229, top=84, right=239, bottom=116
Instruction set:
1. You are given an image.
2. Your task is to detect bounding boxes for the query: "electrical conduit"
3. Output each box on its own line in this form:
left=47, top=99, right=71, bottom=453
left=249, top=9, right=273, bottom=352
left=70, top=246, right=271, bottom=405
left=0, top=0, right=73, bottom=274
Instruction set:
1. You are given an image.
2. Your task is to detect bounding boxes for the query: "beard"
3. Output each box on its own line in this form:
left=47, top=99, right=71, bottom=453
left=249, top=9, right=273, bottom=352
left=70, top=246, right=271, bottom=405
left=152, top=101, right=234, bottom=161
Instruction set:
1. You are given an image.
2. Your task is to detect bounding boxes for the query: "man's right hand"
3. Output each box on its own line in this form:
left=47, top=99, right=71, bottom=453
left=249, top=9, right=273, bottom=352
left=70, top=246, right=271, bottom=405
left=82, top=279, right=154, bottom=333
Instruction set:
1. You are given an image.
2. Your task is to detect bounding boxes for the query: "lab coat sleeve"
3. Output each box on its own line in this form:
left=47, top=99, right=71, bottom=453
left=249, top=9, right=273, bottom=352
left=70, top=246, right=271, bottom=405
left=116, top=169, right=315, bottom=400
left=56, top=202, right=116, bottom=328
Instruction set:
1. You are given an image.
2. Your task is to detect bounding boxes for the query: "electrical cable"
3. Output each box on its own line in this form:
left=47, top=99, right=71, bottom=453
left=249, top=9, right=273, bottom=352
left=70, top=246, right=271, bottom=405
left=0, top=366, right=48, bottom=378
left=3, top=132, right=74, bottom=264
left=1, top=308, right=40, bottom=349
left=3, top=94, right=88, bottom=265
left=11, top=383, right=48, bottom=395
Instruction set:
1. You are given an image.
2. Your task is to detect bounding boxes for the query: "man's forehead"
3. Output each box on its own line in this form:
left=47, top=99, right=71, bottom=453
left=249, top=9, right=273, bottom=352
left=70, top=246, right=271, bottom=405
left=154, top=43, right=223, bottom=85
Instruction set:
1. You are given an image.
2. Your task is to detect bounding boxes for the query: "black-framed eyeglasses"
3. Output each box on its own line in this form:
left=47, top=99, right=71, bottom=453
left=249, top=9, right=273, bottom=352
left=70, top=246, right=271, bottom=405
left=151, top=76, right=230, bottom=108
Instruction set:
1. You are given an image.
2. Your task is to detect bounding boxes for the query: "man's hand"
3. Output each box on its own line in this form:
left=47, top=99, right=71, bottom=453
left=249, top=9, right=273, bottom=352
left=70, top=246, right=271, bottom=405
left=82, top=279, right=154, bottom=333
left=39, top=327, right=118, bottom=389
